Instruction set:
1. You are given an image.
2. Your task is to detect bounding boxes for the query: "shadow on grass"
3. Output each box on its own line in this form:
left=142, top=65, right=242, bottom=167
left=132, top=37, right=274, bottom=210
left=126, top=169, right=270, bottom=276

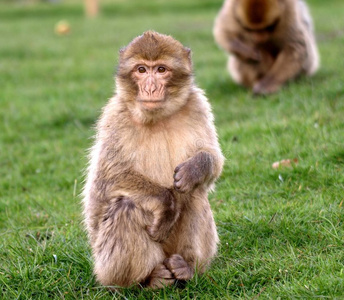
left=323, top=150, right=344, bottom=165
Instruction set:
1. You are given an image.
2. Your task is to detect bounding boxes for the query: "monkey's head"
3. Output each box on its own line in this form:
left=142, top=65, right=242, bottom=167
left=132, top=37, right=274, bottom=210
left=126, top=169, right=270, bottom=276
left=234, top=0, right=284, bottom=43
left=116, top=31, right=193, bottom=123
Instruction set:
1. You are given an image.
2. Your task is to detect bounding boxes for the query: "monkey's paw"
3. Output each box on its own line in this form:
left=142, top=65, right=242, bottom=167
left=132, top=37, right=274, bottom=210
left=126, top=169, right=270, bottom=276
left=164, top=254, right=194, bottom=281
left=173, top=162, right=200, bottom=193
left=253, top=79, right=281, bottom=95
left=147, top=263, right=175, bottom=289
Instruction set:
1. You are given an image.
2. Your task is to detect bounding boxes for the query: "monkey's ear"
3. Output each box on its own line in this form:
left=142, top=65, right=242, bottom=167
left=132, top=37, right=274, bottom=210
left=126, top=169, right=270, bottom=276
left=119, top=47, right=127, bottom=57
left=183, top=47, right=192, bottom=62
left=183, top=47, right=192, bottom=58
left=183, top=47, right=192, bottom=69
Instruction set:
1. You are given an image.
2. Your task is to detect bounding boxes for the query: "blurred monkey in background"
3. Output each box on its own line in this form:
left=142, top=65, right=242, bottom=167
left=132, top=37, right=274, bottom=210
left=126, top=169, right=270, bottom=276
left=213, top=0, right=319, bottom=94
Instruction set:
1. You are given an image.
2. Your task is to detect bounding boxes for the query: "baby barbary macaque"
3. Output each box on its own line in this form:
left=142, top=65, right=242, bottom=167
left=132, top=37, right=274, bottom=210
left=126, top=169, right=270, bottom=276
left=82, top=31, right=224, bottom=288
left=213, top=0, right=319, bottom=94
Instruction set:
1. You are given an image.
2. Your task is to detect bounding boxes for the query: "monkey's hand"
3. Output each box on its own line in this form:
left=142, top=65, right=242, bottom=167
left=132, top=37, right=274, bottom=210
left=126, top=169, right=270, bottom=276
left=146, top=189, right=178, bottom=243
left=230, top=39, right=261, bottom=63
left=253, top=76, right=282, bottom=95
left=253, top=45, right=305, bottom=95
left=174, top=151, right=212, bottom=193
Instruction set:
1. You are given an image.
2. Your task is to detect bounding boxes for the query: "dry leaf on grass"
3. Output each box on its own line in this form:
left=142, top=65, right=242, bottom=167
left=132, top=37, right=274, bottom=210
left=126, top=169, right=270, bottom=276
left=54, top=20, right=70, bottom=35
left=272, top=158, right=298, bottom=169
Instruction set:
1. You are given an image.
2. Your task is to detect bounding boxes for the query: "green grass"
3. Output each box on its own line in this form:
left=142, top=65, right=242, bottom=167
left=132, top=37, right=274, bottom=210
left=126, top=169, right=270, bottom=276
left=1, top=0, right=344, bottom=298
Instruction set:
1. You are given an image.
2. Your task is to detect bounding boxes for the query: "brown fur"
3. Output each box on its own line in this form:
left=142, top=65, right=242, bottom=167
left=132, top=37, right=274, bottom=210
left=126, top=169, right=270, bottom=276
left=238, top=0, right=280, bottom=28
left=213, top=0, right=320, bottom=94
left=82, top=31, right=224, bottom=288
left=247, top=1, right=266, bottom=25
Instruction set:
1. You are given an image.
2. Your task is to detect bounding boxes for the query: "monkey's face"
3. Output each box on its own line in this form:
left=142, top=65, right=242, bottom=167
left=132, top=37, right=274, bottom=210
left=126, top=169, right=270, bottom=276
left=241, top=19, right=280, bottom=43
left=131, top=61, right=172, bottom=110
left=116, top=31, right=193, bottom=122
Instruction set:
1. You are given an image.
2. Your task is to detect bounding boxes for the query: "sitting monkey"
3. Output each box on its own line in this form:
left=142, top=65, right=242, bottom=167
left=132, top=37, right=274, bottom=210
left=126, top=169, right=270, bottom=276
left=82, top=31, right=224, bottom=288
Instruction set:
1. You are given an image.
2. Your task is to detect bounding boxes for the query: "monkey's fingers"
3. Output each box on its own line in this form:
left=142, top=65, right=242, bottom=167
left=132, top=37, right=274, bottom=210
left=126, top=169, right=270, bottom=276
left=174, top=164, right=181, bottom=174
left=253, top=78, right=281, bottom=95
left=147, top=263, right=175, bottom=289
left=173, top=179, right=192, bottom=194
left=173, top=178, right=183, bottom=191
left=173, top=168, right=183, bottom=191
left=173, top=164, right=194, bottom=193
left=150, top=263, right=175, bottom=279
left=173, top=162, right=185, bottom=180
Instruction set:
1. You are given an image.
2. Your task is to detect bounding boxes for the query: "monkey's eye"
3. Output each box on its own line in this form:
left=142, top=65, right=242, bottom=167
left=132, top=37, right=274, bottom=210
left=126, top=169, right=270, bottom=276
left=157, top=66, right=166, bottom=73
left=138, top=66, right=146, bottom=73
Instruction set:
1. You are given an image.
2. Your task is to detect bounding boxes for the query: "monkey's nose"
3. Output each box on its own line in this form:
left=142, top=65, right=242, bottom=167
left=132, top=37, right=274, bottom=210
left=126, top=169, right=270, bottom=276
left=150, top=83, right=157, bottom=93
left=144, top=80, right=157, bottom=96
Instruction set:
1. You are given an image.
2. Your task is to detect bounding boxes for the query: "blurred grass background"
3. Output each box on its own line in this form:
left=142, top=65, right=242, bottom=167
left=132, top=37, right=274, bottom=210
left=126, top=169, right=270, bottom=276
left=1, top=0, right=344, bottom=298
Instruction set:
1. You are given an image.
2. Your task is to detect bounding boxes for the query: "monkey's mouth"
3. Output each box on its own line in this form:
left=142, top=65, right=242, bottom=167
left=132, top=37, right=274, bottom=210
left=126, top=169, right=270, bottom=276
left=138, top=99, right=165, bottom=109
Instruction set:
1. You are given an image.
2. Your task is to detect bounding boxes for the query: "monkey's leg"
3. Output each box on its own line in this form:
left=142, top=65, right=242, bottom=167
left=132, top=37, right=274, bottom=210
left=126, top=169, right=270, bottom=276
left=303, top=35, right=320, bottom=76
left=92, top=196, right=174, bottom=288
left=227, top=56, right=258, bottom=88
left=163, top=193, right=218, bottom=281
left=298, top=1, right=320, bottom=76
left=228, top=53, right=274, bottom=89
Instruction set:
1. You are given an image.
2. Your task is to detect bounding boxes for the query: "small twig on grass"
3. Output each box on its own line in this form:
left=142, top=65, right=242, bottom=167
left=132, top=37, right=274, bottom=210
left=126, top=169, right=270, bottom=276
left=206, top=274, right=219, bottom=287
left=251, top=286, right=267, bottom=300
left=268, top=212, right=277, bottom=224
left=67, top=263, right=72, bottom=279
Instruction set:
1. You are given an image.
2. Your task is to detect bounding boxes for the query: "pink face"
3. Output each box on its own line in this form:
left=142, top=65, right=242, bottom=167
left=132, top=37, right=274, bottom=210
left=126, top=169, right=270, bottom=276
left=132, top=61, right=172, bottom=110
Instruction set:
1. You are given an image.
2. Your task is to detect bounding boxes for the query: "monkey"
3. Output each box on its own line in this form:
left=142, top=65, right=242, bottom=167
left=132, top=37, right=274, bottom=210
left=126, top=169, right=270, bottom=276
left=82, top=31, right=224, bottom=289
left=213, top=0, right=320, bottom=95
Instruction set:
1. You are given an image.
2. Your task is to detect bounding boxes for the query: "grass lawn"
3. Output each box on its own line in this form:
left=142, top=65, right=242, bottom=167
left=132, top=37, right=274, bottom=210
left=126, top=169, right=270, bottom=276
left=1, top=0, right=344, bottom=298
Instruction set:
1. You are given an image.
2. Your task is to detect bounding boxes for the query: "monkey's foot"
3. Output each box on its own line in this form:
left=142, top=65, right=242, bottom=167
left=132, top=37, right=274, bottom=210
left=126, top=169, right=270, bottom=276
left=146, top=263, right=175, bottom=289
left=164, top=254, right=194, bottom=281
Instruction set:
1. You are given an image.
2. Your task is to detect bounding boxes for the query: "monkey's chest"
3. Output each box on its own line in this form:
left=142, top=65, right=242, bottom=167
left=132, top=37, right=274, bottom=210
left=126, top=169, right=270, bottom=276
left=132, top=131, right=191, bottom=187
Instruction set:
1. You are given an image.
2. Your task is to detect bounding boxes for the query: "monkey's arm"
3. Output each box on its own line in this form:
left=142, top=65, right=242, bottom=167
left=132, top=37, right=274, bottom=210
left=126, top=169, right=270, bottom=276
left=173, top=150, right=223, bottom=193
left=108, top=168, right=180, bottom=242
left=113, top=168, right=173, bottom=196
left=227, top=38, right=262, bottom=62
left=214, top=26, right=261, bottom=62
left=253, top=39, right=307, bottom=95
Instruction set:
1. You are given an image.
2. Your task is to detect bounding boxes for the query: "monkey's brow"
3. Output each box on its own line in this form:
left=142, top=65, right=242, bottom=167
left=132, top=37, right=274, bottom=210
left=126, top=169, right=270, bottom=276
left=128, top=58, right=173, bottom=69
left=126, top=53, right=180, bottom=62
